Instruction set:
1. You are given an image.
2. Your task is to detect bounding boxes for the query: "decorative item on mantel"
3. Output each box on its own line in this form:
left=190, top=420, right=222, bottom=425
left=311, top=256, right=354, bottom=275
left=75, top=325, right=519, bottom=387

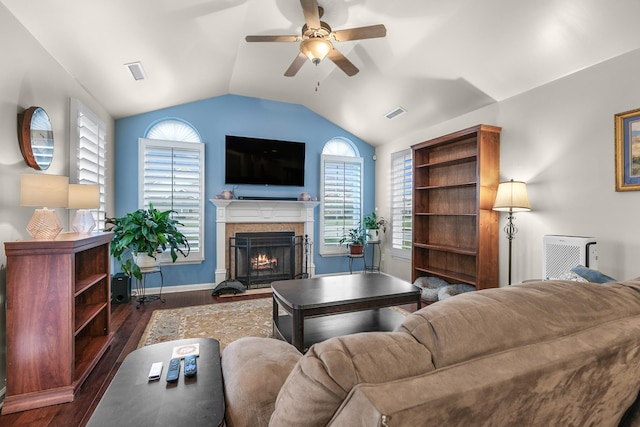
left=216, top=189, right=235, bottom=200
left=20, top=173, right=68, bottom=240
left=492, top=179, right=531, bottom=285
left=298, top=193, right=317, bottom=201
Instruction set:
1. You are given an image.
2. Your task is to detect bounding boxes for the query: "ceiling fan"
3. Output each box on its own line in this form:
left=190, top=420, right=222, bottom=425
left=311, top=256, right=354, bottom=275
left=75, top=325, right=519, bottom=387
left=245, top=0, right=386, bottom=77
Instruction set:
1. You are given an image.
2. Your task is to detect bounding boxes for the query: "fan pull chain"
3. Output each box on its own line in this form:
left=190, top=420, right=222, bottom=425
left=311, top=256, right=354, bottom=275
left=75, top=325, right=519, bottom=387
left=315, top=81, right=320, bottom=92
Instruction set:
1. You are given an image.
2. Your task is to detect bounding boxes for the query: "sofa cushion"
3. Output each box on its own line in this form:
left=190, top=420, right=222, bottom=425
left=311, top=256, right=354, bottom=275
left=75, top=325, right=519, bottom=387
left=270, top=331, right=434, bottom=427
left=329, top=314, right=640, bottom=427
left=221, top=337, right=301, bottom=427
left=397, top=280, right=640, bottom=368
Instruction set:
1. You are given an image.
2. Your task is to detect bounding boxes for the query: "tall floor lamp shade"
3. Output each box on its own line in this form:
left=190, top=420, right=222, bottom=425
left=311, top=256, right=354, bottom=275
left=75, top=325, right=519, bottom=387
left=493, top=179, right=531, bottom=285
left=68, top=184, right=100, bottom=233
left=20, top=174, right=69, bottom=240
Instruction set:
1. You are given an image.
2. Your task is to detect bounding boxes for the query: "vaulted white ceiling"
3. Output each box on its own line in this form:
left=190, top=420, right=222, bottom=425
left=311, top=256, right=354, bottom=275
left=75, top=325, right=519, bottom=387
left=3, top=0, right=640, bottom=146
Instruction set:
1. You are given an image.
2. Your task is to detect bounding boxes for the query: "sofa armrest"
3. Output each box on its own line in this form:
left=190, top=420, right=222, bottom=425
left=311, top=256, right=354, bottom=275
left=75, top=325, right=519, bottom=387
left=270, top=332, right=433, bottom=427
left=221, top=337, right=301, bottom=427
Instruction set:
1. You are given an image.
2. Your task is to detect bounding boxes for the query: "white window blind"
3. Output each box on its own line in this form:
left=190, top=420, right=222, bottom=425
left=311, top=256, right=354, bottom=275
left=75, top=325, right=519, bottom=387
left=390, top=149, right=412, bottom=259
left=139, top=138, right=204, bottom=264
left=73, top=100, right=107, bottom=230
left=320, top=154, right=363, bottom=254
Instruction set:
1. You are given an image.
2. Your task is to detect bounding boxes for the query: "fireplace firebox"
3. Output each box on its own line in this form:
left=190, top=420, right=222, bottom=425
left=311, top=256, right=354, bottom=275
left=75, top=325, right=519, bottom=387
left=230, top=232, right=306, bottom=287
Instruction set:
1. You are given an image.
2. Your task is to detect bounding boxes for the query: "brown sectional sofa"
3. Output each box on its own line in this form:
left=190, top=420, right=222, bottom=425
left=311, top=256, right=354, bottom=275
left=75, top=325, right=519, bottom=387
left=221, top=279, right=640, bottom=426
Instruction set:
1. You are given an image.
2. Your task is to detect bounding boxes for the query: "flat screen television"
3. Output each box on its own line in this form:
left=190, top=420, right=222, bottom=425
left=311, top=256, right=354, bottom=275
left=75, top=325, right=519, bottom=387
left=225, top=135, right=306, bottom=186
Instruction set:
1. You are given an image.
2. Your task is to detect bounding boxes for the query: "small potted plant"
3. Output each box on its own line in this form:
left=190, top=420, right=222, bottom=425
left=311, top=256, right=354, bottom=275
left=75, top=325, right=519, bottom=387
left=339, top=225, right=367, bottom=255
left=362, top=212, right=387, bottom=242
left=106, top=204, right=190, bottom=280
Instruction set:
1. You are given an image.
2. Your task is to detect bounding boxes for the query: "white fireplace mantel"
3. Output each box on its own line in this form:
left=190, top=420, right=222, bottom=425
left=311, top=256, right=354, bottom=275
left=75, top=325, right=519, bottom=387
left=210, top=199, right=319, bottom=284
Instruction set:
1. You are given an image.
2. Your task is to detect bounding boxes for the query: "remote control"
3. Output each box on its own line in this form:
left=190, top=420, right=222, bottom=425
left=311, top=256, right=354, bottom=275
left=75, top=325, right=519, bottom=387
left=166, top=358, right=180, bottom=382
left=184, top=355, right=197, bottom=377
left=148, top=362, right=163, bottom=381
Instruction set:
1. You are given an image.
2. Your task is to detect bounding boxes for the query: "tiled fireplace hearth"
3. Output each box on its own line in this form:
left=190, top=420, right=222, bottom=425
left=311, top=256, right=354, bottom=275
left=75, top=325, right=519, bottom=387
left=210, top=199, right=319, bottom=285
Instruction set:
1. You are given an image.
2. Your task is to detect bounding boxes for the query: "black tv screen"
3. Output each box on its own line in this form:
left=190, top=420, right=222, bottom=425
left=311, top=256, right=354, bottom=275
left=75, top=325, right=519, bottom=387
left=225, top=135, right=305, bottom=186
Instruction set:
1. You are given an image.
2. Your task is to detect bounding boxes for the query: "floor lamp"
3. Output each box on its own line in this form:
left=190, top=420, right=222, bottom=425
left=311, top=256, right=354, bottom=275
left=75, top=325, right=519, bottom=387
left=493, top=179, right=531, bottom=285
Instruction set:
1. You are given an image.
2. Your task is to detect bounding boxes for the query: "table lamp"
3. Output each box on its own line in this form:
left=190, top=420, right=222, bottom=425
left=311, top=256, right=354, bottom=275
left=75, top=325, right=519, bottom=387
left=20, top=174, right=69, bottom=240
left=492, top=179, right=531, bottom=285
left=68, top=184, right=100, bottom=233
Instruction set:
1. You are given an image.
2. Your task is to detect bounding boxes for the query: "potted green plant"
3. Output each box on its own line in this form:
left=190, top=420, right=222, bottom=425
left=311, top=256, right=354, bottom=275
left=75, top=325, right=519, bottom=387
left=362, top=212, right=387, bottom=242
left=339, top=225, right=367, bottom=255
left=106, top=204, right=190, bottom=280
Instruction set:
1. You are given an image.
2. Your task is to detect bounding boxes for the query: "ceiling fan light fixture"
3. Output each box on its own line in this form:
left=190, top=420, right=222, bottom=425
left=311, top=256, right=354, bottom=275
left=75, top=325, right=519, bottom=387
left=300, top=38, right=332, bottom=65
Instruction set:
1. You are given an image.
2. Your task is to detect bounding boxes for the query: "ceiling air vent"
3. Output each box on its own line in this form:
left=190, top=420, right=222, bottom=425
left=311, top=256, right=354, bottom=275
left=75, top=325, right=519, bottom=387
left=385, top=106, right=407, bottom=120
left=125, top=61, right=147, bottom=81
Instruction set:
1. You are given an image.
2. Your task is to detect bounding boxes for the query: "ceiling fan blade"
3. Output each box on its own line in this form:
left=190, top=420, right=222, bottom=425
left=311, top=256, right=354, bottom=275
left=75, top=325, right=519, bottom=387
left=246, top=35, right=299, bottom=43
left=333, top=24, right=387, bottom=42
left=300, top=0, right=320, bottom=29
left=285, top=52, right=308, bottom=77
left=327, top=48, right=359, bottom=76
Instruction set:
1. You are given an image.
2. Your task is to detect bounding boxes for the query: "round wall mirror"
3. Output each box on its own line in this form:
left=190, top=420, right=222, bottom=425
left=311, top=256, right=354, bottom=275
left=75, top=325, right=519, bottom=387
left=18, top=106, right=54, bottom=170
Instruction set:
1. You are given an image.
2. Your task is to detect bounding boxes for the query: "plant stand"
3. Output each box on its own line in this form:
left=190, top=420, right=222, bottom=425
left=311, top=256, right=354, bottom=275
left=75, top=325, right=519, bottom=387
left=136, top=267, right=165, bottom=309
left=348, top=253, right=366, bottom=274
left=365, top=241, right=381, bottom=273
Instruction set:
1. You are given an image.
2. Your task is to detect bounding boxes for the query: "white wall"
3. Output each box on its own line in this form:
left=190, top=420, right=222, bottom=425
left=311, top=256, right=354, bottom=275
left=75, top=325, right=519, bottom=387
left=0, top=4, right=114, bottom=399
left=376, top=48, right=640, bottom=286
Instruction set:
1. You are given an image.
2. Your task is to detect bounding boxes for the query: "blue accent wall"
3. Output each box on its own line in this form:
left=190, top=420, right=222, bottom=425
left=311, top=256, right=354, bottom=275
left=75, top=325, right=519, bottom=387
left=114, top=94, right=376, bottom=288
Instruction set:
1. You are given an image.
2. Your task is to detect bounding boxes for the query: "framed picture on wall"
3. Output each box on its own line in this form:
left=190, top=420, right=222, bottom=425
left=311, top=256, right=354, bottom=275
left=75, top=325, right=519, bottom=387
left=615, top=107, right=640, bottom=191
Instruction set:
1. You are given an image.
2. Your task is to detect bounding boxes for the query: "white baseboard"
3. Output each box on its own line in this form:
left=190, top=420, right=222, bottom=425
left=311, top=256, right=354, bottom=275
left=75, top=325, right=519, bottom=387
left=132, top=282, right=215, bottom=296
left=132, top=272, right=392, bottom=297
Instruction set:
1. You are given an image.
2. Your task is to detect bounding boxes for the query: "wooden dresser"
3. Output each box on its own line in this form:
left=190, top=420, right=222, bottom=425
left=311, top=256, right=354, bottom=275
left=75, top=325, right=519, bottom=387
left=3, top=232, right=113, bottom=414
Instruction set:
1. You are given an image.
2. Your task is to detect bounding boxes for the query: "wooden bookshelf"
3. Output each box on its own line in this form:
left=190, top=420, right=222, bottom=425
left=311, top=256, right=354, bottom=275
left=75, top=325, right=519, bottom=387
left=3, top=232, right=113, bottom=414
left=411, top=125, right=500, bottom=290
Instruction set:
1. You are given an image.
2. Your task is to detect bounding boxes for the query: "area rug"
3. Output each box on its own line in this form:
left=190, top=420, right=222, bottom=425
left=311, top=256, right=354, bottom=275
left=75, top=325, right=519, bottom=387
left=138, top=298, right=275, bottom=351
left=138, top=298, right=411, bottom=352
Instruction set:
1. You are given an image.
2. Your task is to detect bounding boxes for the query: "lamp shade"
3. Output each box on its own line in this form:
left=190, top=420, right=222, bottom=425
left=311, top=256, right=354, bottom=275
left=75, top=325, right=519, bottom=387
left=68, top=184, right=99, bottom=209
left=493, top=179, right=531, bottom=212
left=20, top=174, right=69, bottom=207
left=20, top=174, right=68, bottom=240
left=300, top=38, right=332, bottom=65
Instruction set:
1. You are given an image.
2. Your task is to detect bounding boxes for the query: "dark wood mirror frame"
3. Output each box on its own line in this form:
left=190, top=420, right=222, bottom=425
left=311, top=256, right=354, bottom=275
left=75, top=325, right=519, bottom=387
left=17, top=106, right=54, bottom=170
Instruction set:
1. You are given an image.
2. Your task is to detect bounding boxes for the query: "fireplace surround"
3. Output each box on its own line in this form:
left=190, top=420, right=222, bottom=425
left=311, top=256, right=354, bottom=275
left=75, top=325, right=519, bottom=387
left=232, top=231, right=304, bottom=287
left=210, top=199, right=319, bottom=285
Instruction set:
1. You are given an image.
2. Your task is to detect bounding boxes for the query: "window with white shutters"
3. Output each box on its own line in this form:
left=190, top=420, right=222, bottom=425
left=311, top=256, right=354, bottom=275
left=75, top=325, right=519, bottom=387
left=390, top=149, right=412, bottom=259
left=71, top=99, right=107, bottom=230
left=139, top=137, right=204, bottom=264
left=320, top=150, right=363, bottom=255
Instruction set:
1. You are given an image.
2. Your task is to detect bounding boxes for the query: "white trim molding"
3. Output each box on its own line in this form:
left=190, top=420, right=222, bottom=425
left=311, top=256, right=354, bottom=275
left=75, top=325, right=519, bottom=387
left=210, top=199, right=319, bottom=284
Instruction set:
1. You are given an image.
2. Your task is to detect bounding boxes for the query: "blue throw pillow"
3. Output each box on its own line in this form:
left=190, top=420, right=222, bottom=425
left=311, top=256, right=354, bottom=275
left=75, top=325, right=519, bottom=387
left=571, top=265, right=616, bottom=283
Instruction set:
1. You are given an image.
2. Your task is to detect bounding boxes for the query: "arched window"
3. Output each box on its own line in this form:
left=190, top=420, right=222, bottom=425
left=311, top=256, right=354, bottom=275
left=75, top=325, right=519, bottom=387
left=139, top=118, right=205, bottom=264
left=145, top=118, right=201, bottom=142
left=320, top=138, right=363, bottom=255
left=322, top=137, right=358, bottom=157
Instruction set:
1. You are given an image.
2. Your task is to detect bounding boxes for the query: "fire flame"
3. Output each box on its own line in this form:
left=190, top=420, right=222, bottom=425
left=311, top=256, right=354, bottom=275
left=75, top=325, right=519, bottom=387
left=251, top=253, right=277, bottom=270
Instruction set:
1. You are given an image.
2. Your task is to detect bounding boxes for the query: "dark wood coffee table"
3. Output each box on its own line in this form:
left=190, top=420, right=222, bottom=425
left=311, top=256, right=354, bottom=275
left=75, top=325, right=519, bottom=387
left=87, top=338, right=224, bottom=427
left=272, top=274, right=421, bottom=352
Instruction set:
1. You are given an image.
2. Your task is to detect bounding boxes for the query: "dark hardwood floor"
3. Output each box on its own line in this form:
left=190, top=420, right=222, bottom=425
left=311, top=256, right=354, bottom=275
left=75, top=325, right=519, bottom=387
left=0, top=288, right=420, bottom=427
left=0, top=289, right=267, bottom=427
